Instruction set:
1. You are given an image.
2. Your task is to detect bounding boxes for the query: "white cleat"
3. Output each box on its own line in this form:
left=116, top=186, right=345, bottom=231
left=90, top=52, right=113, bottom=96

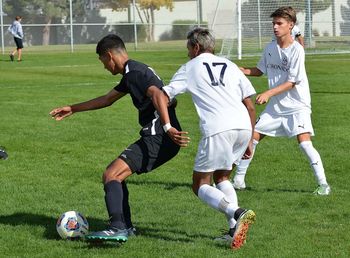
left=232, top=181, right=246, bottom=190
left=313, top=184, right=331, bottom=195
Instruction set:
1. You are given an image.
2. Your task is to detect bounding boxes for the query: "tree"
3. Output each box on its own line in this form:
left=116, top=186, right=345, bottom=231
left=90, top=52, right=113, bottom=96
left=4, top=0, right=94, bottom=45
left=100, top=0, right=174, bottom=42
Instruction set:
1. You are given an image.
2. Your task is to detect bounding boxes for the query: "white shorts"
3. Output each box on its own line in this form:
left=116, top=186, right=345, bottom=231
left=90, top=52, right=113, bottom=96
left=255, top=111, right=314, bottom=138
left=194, top=129, right=251, bottom=173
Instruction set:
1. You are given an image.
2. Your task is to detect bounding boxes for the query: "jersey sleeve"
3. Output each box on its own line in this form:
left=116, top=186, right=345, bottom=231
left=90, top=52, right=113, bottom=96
left=257, top=47, right=267, bottom=74
left=287, top=46, right=304, bottom=84
left=114, top=69, right=164, bottom=94
left=239, top=71, right=256, bottom=99
left=162, top=65, right=188, bottom=100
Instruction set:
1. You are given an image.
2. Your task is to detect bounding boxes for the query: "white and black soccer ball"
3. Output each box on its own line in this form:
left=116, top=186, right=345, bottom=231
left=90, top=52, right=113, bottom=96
left=56, top=211, right=89, bottom=239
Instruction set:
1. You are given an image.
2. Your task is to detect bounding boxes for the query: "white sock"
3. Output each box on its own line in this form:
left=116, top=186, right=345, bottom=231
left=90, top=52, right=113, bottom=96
left=234, top=139, right=259, bottom=183
left=216, top=180, right=238, bottom=207
left=299, top=141, right=328, bottom=185
left=198, top=184, right=238, bottom=218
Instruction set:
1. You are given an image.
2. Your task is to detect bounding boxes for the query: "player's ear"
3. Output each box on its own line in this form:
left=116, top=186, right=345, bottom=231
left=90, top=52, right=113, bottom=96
left=194, top=43, right=201, bottom=56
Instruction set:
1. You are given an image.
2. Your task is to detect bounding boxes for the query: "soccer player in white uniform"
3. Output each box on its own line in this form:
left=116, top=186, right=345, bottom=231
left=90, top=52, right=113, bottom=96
left=153, top=28, right=257, bottom=249
left=232, top=6, right=330, bottom=195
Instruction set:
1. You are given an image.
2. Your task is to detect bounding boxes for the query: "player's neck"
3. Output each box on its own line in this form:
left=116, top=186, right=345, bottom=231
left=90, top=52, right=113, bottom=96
left=276, top=34, right=294, bottom=49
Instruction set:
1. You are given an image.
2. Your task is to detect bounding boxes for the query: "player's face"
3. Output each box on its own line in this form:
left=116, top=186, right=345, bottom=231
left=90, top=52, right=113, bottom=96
left=272, top=17, right=293, bottom=38
left=99, top=52, right=118, bottom=75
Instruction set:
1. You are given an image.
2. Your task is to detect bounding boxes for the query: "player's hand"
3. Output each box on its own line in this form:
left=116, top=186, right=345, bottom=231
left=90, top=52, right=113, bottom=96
left=255, top=92, right=270, bottom=105
left=49, top=106, right=73, bottom=121
left=167, top=127, right=190, bottom=147
left=242, top=141, right=253, bottom=159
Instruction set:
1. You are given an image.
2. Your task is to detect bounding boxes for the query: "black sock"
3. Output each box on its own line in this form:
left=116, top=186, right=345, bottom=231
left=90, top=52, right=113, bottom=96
left=228, top=227, right=235, bottom=237
left=104, top=180, right=126, bottom=229
left=233, top=208, right=246, bottom=221
left=122, top=181, right=133, bottom=229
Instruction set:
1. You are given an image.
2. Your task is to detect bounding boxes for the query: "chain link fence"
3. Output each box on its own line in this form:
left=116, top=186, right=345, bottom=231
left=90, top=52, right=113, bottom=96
left=1, top=0, right=350, bottom=58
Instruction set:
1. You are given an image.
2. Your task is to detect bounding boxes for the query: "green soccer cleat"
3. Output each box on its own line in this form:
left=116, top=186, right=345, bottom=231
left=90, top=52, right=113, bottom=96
left=85, top=227, right=128, bottom=242
left=313, top=184, right=331, bottom=195
left=231, top=209, right=256, bottom=250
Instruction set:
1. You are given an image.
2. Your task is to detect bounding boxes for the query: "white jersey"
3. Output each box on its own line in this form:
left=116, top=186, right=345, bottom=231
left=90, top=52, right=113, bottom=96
left=8, top=20, right=23, bottom=39
left=163, top=53, right=256, bottom=137
left=291, top=25, right=302, bottom=39
left=257, top=40, right=311, bottom=115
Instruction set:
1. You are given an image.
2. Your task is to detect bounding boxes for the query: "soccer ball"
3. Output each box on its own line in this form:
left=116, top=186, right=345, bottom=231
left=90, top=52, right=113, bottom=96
left=56, top=211, right=89, bottom=239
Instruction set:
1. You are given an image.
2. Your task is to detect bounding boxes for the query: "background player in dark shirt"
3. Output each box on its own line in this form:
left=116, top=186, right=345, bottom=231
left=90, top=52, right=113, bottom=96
left=50, top=34, right=189, bottom=242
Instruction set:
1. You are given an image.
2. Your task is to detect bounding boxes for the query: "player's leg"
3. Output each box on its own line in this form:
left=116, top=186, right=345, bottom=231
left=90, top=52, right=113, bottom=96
left=17, top=48, right=22, bottom=61
left=85, top=158, right=132, bottom=242
left=297, top=133, right=330, bottom=195
left=195, top=171, right=255, bottom=249
left=195, top=130, right=255, bottom=249
left=15, top=38, right=23, bottom=61
left=233, top=112, right=284, bottom=189
left=233, top=131, right=263, bottom=189
left=289, top=112, right=330, bottom=195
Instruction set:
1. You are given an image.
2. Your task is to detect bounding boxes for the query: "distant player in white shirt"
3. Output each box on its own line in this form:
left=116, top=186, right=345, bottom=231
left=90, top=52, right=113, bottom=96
left=233, top=6, right=330, bottom=195
left=8, top=15, right=24, bottom=61
left=153, top=28, right=257, bottom=249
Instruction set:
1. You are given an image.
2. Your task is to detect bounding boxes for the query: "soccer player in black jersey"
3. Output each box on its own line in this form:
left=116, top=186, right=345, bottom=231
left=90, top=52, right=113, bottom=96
left=50, top=34, right=189, bottom=242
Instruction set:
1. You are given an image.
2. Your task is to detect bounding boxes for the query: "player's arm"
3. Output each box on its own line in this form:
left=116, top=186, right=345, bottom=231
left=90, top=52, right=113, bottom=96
left=255, top=81, right=295, bottom=105
left=296, top=35, right=305, bottom=48
left=50, top=89, right=126, bottom=121
left=242, top=96, right=256, bottom=159
left=240, top=67, right=263, bottom=77
left=147, top=86, right=189, bottom=147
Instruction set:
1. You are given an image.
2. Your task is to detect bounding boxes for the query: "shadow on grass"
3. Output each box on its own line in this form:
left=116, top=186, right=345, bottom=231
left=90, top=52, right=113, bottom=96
left=239, top=186, right=311, bottom=194
left=0, top=212, right=106, bottom=240
left=127, top=179, right=192, bottom=191
left=0, top=212, right=209, bottom=245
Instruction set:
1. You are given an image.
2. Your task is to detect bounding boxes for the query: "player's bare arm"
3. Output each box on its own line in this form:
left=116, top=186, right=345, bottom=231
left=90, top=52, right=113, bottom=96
left=256, top=81, right=295, bottom=105
left=147, top=85, right=190, bottom=147
left=240, top=67, right=263, bottom=77
left=242, top=96, right=256, bottom=159
left=50, top=89, right=126, bottom=121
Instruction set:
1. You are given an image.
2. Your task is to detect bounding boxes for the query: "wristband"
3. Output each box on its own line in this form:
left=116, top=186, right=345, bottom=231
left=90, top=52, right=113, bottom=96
left=163, top=123, right=172, bottom=132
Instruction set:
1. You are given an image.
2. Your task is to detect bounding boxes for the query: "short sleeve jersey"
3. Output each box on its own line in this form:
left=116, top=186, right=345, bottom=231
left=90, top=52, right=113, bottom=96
left=163, top=53, right=256, bottom=138
left=291, top=25, right=302, bottom=38
left=114, top=60, right=166, bottom=136
left=257, top=41, right=311, bottom=115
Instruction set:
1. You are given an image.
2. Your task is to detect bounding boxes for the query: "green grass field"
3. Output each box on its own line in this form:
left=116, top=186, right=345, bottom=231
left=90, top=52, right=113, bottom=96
left=0, top=46, right=349, bottom=258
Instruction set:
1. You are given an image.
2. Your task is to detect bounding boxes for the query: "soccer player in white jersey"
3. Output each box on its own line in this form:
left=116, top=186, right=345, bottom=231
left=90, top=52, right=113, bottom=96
left=232, top=6, right=330, bottom=195
left=152, top=28, right=257, bottom=249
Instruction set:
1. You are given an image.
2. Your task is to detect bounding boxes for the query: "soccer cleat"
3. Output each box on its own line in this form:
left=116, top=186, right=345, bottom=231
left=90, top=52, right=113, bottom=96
left=313, top=184, right=331, bottom=195
left=214, top=231, right=233, bottom=243
left=0, top=147, right=8, bottom=160
left=127, top=227, right=136, bottom=237
left=85, top=227, right=128, bottom=242
left=231, top=209, right=256, bottom=250
left=10, top=54, right=14, bottom=61
left=232, top=180, right=246, bottom=190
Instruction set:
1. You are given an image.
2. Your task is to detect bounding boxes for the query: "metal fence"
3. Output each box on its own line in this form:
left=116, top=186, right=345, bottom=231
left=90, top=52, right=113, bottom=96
left=1, top=0, right=350, bottom=59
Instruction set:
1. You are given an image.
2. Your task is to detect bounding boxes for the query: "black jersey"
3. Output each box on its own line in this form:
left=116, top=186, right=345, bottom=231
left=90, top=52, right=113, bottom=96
left=114, top=59, right=179, bottom=136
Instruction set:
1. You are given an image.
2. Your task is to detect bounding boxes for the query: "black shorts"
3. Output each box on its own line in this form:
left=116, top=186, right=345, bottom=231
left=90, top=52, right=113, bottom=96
left=14, top=37, right=23, bottom=49
left=119, top=133, right=180, bottom=174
